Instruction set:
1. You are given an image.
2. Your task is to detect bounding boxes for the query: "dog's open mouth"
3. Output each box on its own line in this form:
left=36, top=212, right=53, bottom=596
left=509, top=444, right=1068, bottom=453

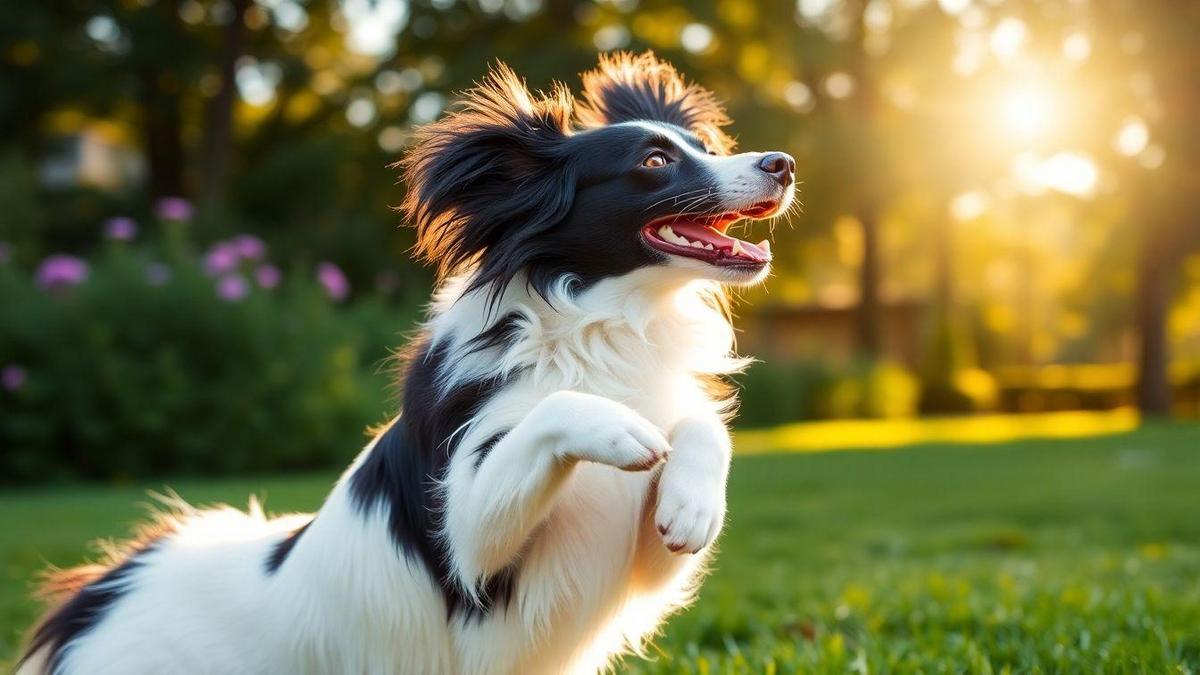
left=641, top=201, right=777, bottom=268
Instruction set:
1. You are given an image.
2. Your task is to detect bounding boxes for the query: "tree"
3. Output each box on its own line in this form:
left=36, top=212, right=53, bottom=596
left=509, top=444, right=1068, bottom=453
left=1100, top=0, right=1200, bottom=415
left=201, top=0, right=250, bottom=208
left=845, top=0, right=883, bottom=357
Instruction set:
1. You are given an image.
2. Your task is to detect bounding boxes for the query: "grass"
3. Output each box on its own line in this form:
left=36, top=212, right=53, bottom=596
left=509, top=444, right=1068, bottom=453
left=2, top=418, right=1198, bottom=673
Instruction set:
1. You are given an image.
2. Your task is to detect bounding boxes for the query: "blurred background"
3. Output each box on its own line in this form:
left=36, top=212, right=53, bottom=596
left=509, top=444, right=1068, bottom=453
left=3, top=0, right=1199, bottom=481
left=2, top=1, right=1199, bottom=671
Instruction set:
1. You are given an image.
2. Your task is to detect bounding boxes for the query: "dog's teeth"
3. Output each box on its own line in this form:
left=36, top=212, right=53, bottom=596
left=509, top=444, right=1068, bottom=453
left=704, top=243, right=714, bottom=250
left=659, top=225, right=684, bottom=244
left=759, top=239, right=771, bottom=253
left=691, top=241, right=705, bottom=249
left=731, top=240, right=744, bottom=256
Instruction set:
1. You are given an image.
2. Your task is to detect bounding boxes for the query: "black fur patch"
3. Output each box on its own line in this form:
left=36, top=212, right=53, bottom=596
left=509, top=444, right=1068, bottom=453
left=349, top=338, right=519, bottom=620
left=264, top=521, right=312, bottom=574
left=466, top=311, right=527, bottom=354
left=472, top=432, right=508, bottom=470
left=23, top=545, right=156, bottom=673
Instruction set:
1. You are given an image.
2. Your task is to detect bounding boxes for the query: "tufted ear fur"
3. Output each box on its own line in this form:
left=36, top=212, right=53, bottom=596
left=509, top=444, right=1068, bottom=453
left=399, top=63, right=576, bottom=293
left=576, top=51, right=735, bottom=155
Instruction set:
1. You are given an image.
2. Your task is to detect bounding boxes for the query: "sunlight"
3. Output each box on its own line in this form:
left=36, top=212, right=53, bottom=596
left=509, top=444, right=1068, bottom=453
left=990, top=17, right=1028, bottom=60
left=1001, top=84, right=1054, bottom=139
left=1013, top=151, right=1099, bottom=198
left=1062, top=31, right=1092, bottom=62
left=342, top=0, right=409, bottom=57
left=735, top=409, right=1139, bottom=455
left=1114, top=116, right=1149, bottom=157
left=949, top=190, right=989, bottom=222
left=1039, top=152, right=1099, bottom=197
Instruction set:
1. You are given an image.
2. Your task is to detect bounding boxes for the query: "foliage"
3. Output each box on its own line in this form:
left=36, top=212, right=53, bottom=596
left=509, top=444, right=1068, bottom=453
left=0, top=229, right=411, bottom=483
left=4, top=0, right=1198, bottom=368
left=736, top=357, right=920, bottom=426
left=734, top=359, right=838, bottom=427
left=919, top=367, right=1000, bottom=416
left=1, top=422, right=1197, bottom=671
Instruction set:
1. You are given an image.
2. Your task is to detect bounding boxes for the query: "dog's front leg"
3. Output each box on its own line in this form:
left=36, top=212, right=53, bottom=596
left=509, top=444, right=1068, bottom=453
left=632, top=413, right=730, bottom=590
left=654, top=414, right=731, bottom=554
left=441, top=390, right=671, bottom=599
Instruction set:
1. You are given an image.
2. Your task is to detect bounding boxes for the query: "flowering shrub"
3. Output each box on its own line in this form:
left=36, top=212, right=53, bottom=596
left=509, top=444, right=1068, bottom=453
left=0, top=214, right=416, bottom=483
left=34, top=255, right=89, bottom=290
left=103, top=217, right=138, bottom=241
left=316, top=261, right=350, bottom=302
left=154, top=196, right=194, bottom=222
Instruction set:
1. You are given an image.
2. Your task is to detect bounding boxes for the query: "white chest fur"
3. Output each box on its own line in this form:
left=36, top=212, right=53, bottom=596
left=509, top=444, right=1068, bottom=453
left=417, top=269, right=743, bottom=673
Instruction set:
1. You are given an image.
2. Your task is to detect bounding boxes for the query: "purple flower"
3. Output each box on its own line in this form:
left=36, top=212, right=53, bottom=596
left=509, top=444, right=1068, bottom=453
left=232, top=234, right=267, bottom=261
left=0, top=241, right=11, bottom=264
left=255, top=263, right=281, bottom=289
left=103, top=216, right=138, bottom=241
left=145, top=262, right=171, bottom=286
left=155, top=196, right=194, bottom=222
left=216, top=274, right=249, bottom=302
left=1, top=364, right=25, bottom=392
left=35, top=254, right=89, bottom=290
left=316, top=262, right=349, bottom=302
left=203, top=242, right=239, bottom=276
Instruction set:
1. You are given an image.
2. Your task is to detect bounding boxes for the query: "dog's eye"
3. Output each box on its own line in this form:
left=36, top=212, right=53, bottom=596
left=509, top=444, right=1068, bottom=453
left=642, top=152, right=670, bottom=169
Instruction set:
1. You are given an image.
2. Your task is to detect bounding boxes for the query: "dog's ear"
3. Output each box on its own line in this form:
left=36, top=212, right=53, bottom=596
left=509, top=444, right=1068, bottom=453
left=576, top=51, right=735, bottom=155
left=399, top=62, right=575, bottom=287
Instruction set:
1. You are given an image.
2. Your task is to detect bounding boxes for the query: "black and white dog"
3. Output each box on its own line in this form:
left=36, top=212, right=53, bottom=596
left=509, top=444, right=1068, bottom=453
left=19, top=52, right=794, bottom=674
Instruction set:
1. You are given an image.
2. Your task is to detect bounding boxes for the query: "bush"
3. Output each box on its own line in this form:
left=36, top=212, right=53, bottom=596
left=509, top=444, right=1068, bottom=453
left=0, top=225, right=412, bottom=483
left=919, top=368, right=999, bottom=415
left=822, top=359, right=922, bottom=419
left=734, top=359, right=838, bottom=427
left=735, top=357, right=921, bottom=426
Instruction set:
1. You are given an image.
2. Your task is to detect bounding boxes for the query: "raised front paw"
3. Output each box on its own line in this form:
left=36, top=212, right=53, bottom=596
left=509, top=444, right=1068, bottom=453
left=654, top=468, right=725, bottom=554
left=546, top=391, right=671, bottom=471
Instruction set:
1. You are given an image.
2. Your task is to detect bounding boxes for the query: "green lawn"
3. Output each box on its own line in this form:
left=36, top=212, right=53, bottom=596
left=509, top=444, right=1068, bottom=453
left=3, top=422, right=1198, bottom=673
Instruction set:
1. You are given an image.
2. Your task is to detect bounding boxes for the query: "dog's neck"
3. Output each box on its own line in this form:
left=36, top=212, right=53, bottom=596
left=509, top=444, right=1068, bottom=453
left=420, top=268, right=746, bottom=405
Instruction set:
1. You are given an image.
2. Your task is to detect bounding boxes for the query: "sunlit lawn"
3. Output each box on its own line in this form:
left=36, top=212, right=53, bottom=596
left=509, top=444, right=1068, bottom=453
left=2, top=418, right=1198, bottom=672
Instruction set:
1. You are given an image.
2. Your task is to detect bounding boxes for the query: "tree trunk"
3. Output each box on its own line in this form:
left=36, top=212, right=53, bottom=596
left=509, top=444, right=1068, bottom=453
left=1135, top=219, right=1172, bottom=416
left=141, top=0, right=185, bottom=199
left=848, top=0, right=883, bottom=358
left=856, top=204, right=882, bottom=355
left=201, top=0, right=249, bottom=208
left=142, top=72, right=185, bottom=199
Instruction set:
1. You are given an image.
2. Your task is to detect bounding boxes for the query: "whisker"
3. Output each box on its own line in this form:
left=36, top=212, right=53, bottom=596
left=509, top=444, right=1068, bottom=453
left=642, top=187, right=712, bottom=212
left=675, top=192, right=715, bottom=214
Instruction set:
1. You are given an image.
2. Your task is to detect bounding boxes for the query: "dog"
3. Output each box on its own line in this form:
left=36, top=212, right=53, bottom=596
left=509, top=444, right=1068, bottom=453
left=18, top=51, right=795, bottom=674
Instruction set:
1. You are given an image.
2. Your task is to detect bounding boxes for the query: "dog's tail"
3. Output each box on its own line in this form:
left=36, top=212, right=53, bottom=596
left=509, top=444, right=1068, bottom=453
left=15, top=498, right=187, bottom=673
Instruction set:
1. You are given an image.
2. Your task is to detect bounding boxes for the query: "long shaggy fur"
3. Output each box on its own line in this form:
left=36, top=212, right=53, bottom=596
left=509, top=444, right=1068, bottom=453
left=19, top=51, right=794, bottom=675
left=399, top=63, right=577, bottom=301
left=576, top=51, right=735, bottom=155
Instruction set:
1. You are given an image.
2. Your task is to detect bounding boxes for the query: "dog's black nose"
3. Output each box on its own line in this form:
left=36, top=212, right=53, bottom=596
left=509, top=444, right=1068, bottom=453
left=758, top=152, right=795, bottom=187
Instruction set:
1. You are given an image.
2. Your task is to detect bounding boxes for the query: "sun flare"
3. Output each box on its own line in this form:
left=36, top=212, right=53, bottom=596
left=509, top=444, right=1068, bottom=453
left=1001, top=84, right=1055, bottom=139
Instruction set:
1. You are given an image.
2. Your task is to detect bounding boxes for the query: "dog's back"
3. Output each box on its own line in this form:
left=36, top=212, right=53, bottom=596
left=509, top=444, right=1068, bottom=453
left=20, top=506, right=320, bottom=674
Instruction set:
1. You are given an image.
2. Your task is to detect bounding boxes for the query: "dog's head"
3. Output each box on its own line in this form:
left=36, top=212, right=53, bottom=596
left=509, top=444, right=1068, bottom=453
left=400, top=52, right=795, bottom=298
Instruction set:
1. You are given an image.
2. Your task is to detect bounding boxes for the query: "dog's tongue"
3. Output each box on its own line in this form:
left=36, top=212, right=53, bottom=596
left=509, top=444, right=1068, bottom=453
left=671, top=221, right=771, bottom=263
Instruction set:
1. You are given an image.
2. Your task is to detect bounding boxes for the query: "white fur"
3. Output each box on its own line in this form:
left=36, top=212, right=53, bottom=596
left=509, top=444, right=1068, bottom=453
left=21, top=263, right=754, bottom=675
